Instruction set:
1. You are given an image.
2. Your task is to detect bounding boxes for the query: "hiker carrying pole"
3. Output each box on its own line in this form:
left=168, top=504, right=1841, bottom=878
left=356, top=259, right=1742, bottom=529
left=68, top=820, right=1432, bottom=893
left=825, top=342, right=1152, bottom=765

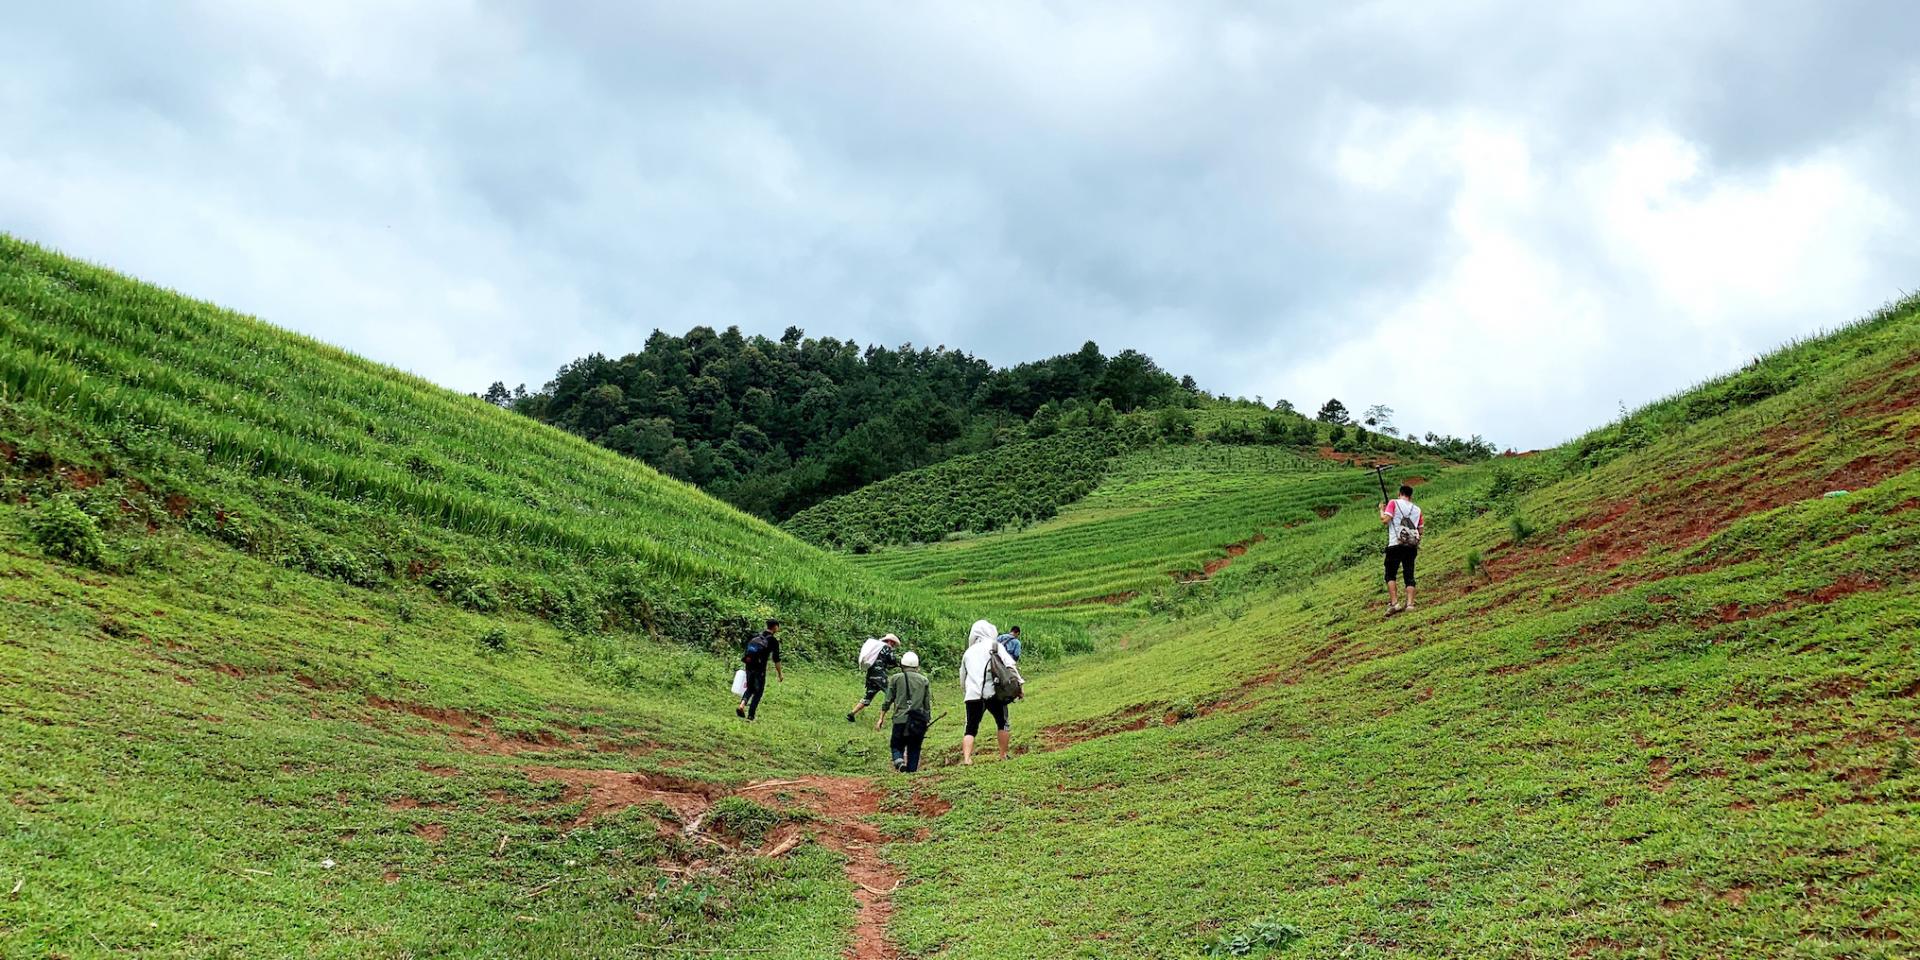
left=1380, top=479, right=1424, bottom=616
left=873, top=651, right=931, bottom=773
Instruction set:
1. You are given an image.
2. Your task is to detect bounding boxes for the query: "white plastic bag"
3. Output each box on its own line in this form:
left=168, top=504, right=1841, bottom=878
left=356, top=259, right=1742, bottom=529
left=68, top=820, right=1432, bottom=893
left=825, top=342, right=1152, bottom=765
left=731, top=669, right=748, bottom=697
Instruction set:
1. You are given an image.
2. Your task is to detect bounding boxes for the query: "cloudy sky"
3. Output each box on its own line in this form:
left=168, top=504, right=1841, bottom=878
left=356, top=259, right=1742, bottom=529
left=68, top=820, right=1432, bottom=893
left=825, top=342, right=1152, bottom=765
left=4, top=2, right=1916, bottom=448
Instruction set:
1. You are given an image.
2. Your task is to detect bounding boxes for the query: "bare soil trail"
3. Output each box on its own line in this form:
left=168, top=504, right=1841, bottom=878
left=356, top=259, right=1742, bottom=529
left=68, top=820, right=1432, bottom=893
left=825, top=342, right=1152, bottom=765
left=527, top=768, right=907, bottom=959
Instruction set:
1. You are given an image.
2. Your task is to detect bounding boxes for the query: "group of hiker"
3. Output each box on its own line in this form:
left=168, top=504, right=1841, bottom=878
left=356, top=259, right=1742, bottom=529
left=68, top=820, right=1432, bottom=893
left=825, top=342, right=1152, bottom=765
left=732, top=617, right=1024, bottom=774
left=728, top=480, right=1422, bottom=771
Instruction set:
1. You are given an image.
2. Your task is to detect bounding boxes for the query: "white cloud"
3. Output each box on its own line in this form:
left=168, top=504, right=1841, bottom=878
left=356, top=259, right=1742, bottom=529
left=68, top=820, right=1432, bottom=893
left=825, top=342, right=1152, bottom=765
left=1260, top=115, right=1906, bottom=447
left=3, top=2, right=1916, bottom=447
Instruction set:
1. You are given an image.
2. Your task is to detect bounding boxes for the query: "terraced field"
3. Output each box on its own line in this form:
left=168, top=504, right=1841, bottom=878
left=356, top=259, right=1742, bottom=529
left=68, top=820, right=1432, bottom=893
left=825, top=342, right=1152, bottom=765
left=854, top=447, right=1452, bottom=620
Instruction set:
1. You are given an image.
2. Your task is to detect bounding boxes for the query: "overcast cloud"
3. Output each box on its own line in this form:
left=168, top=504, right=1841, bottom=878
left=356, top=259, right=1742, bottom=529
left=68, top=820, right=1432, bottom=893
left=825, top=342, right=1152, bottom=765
left=4, top=1, right=1915, bottom=448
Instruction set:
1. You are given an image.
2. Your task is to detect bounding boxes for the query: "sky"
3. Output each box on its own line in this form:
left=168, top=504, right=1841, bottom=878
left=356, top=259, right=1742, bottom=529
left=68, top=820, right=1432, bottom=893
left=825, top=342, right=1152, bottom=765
left=3, top=1, right=1916, bottom=449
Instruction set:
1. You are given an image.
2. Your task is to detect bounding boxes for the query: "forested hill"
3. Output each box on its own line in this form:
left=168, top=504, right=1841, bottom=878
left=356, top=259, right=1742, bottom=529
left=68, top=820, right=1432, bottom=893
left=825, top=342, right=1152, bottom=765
left=486, top=331, right=1198, bottom=519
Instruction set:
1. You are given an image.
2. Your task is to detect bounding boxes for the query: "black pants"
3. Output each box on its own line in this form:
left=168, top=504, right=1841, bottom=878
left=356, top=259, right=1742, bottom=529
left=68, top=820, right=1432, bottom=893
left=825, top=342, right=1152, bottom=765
left=742, top=667, right=767, bottom=720
left=964, top=698, right=1009, bottom=736
left=889, top=724, right=925, bottom=772
left=1385, top=544, right=1418, bottom=587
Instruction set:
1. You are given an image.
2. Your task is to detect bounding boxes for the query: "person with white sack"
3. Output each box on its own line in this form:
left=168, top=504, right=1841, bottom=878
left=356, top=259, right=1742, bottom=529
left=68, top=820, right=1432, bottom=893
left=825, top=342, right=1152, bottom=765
left=960, top=619, right=1023, bottom=765
left=847, top=633, right=900, bottom=723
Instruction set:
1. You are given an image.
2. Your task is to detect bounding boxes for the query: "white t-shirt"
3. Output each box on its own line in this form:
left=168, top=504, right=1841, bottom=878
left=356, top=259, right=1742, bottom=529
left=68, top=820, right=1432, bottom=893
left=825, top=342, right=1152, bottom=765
left=1385, top=497, right=1423, bottom=547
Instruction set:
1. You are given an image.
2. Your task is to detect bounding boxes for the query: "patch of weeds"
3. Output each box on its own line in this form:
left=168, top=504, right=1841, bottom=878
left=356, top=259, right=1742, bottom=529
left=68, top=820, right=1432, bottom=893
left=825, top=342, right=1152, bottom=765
left=704, top=796, right=791, bottom=848
left=479, top=626, right=511, bottom=653
left=1201, top=918, right=1304, bottom=956
left=1465, top=549, right=1485, bottom=579
left=29, top=494, right=106, bottom=568
left=1893, top=740, right=1913, bottom=780
left=1168, top=698, right=1197, bottom=722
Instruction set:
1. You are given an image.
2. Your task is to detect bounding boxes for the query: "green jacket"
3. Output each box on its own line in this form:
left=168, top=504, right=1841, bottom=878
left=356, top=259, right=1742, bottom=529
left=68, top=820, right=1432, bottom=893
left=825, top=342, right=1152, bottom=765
left=882, top=668, right=931, bottom=727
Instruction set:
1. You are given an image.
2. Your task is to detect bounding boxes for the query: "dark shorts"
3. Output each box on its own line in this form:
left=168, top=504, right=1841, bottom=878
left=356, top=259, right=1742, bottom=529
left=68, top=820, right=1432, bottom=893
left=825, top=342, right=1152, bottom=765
left=860, top=676, right=886, bottom=705
left=1385, top=544, right=1418, bottom=587
left=964, top=698, right=1009, bottom=736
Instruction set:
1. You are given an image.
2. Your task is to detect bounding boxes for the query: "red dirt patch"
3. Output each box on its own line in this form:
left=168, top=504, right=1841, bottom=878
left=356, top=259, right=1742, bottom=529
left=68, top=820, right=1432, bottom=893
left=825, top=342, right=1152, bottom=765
left=1717, top=883, right=1754, bottom=906
left=417, top=765, right=460, bottom=778
left=162, top=493, right=191, bottom=518
left=59, top=467, right=104, bottom=490
left=1039, top=703, right=1164, bottom=751
left=413, top=823, right=447, bottom=842
left=525, top=767, right=725, bottom=827
left=905, top=793, right=952, bottom=818
left=1201, top=534, right=1267, bottom=576
left=211, top=663, right=246, bottom=679
left=366, top=696, right=564, bottom=753
left=1312, top=504, right=1340, bottom=519
left=1648, top=756, right=1674, bottom=792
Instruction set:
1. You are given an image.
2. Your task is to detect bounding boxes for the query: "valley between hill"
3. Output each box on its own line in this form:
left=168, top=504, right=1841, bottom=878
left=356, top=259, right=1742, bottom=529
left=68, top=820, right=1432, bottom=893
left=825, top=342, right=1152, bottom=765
left=3, top=236, right=1916, bottom=958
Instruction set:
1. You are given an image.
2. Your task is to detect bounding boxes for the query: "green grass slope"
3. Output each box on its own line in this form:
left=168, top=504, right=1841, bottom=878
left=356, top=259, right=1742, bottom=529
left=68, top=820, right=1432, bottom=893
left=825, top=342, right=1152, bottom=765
left=0, top=237, right=986, bottom=957
left=853, top=446, right=1455, bottom=623
left=886, top=297, right=1920, bottom=958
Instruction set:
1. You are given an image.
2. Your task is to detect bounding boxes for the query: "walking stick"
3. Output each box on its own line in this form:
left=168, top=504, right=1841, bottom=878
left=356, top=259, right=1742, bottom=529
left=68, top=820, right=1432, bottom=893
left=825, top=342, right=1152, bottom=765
left=1372, top=462, right=1396, bottom=504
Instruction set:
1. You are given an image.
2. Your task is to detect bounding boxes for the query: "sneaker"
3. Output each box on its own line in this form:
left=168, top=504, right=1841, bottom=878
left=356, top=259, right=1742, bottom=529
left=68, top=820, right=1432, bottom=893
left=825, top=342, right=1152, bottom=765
left=892, top=757, right=906, bottom=772
left=847, top=712, right=857, bottom=723
left=736, top=704, right=746, bottom=718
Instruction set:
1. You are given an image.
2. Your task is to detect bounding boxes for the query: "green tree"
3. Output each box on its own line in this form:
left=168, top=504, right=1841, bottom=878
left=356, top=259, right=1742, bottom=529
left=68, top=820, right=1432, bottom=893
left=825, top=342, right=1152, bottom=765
left=1089, top=398, right=1119, bottom=430
left=1029, top=401, right=1061, bottom=438
left=1155, top=406, right=1195, bottom=442
left=1316, top=398, right=1351, bottom=425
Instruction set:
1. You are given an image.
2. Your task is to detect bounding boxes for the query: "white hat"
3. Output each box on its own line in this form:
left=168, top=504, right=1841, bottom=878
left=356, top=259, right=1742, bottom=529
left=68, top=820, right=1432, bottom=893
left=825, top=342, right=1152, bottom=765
left=901, top=651, right=919, bottom=668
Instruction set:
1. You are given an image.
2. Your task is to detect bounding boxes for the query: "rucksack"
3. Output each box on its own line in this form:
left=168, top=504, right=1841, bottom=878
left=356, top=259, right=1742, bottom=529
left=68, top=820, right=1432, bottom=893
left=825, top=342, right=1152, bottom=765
left=1395, top=506, right=1423, bottom=548
left=743, top=634, right=770, bottom=667
left=984, top=643, right=1024, bottom=702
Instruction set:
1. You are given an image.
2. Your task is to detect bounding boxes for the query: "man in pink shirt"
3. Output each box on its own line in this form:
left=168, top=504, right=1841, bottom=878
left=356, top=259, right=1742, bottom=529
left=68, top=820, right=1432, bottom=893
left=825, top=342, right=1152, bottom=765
left=1381, top=484, right=1424, bottom=615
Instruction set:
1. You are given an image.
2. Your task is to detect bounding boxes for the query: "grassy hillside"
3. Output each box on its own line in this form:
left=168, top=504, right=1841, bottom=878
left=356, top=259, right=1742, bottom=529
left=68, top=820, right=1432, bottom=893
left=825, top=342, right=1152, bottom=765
left=853, top=447, right=1453, bottom=623
left=6, top=231, right=1915, bottom=959
left=882, top=295, right=1920, bottom=957
left=0, top=237, right=999, bottom=957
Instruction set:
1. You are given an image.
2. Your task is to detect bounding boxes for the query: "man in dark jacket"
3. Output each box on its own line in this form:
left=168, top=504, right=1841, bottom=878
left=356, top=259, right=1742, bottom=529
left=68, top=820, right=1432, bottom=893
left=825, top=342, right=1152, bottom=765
left=873, top=651, right=932, bottom=772
left=737, top=619, right=783, bottom=721
left=848, top=633, right=900, bottom=723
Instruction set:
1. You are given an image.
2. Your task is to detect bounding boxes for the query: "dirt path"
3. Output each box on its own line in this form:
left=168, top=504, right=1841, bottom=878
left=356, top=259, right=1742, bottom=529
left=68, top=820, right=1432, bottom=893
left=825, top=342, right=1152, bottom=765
left=739, top=777, right=900, bottom=960
left=528, top=768, right=904, bottom=959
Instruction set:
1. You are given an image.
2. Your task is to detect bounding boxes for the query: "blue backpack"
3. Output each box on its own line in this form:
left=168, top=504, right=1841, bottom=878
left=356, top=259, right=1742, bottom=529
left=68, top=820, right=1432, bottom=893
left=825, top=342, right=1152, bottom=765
left=743, top=634, right=770, bottom=667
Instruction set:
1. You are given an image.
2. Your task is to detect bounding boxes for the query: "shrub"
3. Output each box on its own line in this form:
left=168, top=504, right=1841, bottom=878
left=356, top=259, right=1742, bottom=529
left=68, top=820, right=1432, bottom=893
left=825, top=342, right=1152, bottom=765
left=1465, top=549, right=1485, bottom=578
left=29, top=495, right=106, bottom=568
left=1509, top=515, right=1536, bottom=545
left=479, top=626, right=511, bottom=653
left=1155, top=406, right=1196, bottom=442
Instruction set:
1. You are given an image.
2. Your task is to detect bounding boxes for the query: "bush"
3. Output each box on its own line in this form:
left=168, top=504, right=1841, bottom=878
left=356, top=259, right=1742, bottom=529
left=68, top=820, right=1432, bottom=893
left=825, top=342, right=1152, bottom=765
left=1154, top=406, right=1196, bottom=442
left=29, top=495, right=106, bottom=568
left=1509, top=515, right=1536, bottom=545
left=479, top=626, right=511, bottom=653
left=1465, top=549, right=1485, bottom=579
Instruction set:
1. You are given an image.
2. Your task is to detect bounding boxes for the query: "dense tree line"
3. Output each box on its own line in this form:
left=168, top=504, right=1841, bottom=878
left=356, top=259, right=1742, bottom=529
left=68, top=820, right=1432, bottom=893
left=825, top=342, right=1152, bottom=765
left=487, top=328, right=1190, bottom=519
